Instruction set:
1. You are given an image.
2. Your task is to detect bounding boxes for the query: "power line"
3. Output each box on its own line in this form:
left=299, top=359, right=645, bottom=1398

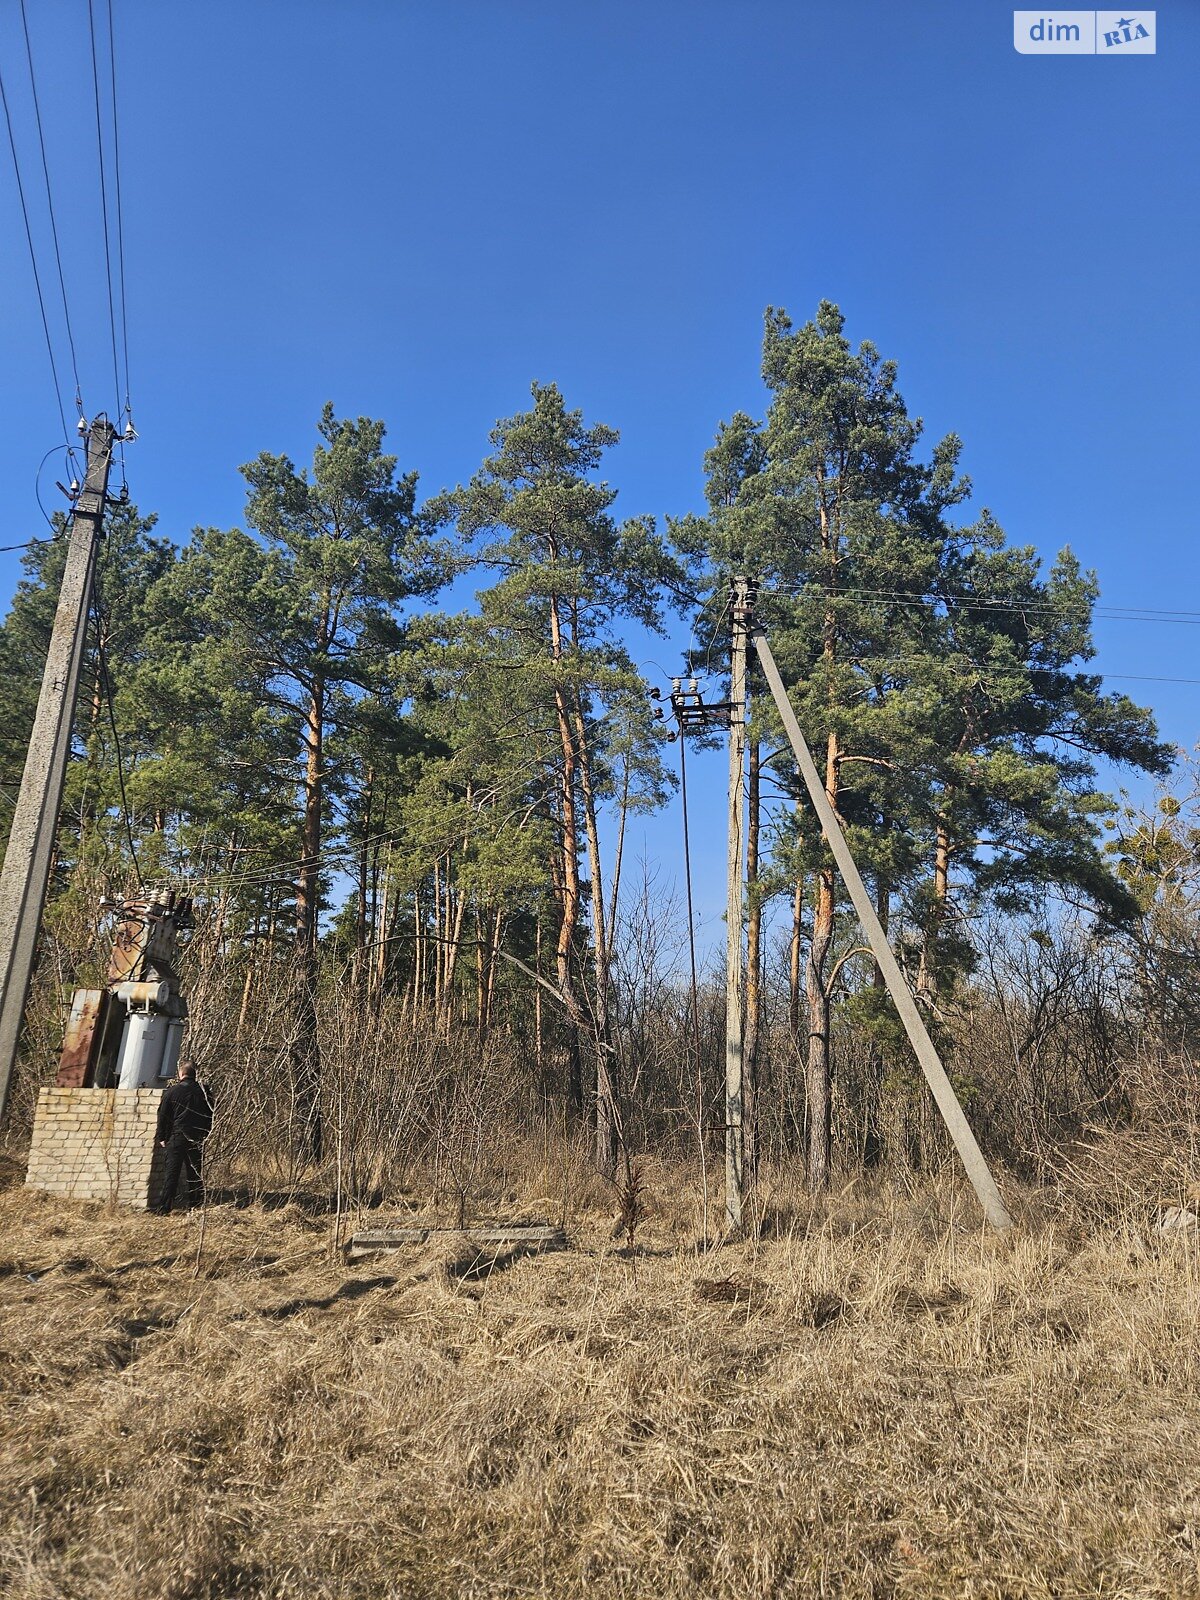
left=0, top=58, right=72, bottom=452
left=177, top=759, right=555, bottom=897
left=799, top=642, right=1200, bottom=694
left=10, top=437, right=94, bottom=539
left=106, top=0, right=132, bottom=494
left=87, top=0, right=123, bottom=429
left=178, top=824, right=413, bottom=897
left=31, top=443, right=75, bottom=532
left=18, top=0, right=83, bottom=429
left=758, top=580, right=1200, bottom=625
left=1104, top=674, right=1200, bottom=686
left=92, top=596, right=142, bottom=885
left=106, top=0, right=130, bottom=419
left=0, top=534, right=60, bottom=554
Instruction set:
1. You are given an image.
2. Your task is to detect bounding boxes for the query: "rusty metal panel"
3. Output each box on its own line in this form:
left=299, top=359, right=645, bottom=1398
left=107, top=906, right=148, bottom=985
left=56, top=989, right=108, bottom=1087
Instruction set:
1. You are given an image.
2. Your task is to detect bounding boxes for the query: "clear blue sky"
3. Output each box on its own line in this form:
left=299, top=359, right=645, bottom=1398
left=1, top=1, right=1196, bottom=951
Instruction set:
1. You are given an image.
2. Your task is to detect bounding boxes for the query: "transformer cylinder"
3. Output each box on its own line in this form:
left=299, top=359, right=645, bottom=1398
left=116, top=1012, right=171, bottom=1089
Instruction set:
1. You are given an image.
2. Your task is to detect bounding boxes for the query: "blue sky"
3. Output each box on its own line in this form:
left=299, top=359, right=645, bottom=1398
left=1, top=1, right=1196, bottom=953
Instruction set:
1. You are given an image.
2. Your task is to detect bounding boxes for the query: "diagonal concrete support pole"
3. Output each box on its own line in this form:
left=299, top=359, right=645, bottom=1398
left=752, top=623, right=1013, bottom=1231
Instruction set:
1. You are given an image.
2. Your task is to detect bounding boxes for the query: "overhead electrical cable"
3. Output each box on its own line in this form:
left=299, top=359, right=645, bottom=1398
left=0, top=536, right=60, bottom=554
left=656, top=576, right=1200, bottom=629
left=86, top=0, right=123, bottom=431
left=92, top=597, right=142, bottom=885
left=179, top=757, right=552, bottom=897
left=32, top=442, right=78, bottom=532
left=757, top=580, right=1200, bottom=625
left=0, top=59, right=73, bottom=453
left=105, top=0, right=132, bottom=496
left=106, top=0, right=131, bottom=430
left=1103, top=674, right=1200, bottom=686
left=18, top=0, right=83, bottom=438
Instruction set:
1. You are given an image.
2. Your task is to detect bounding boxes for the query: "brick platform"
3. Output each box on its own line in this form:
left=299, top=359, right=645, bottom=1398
left=25, top=1087, right=167, bottom=1210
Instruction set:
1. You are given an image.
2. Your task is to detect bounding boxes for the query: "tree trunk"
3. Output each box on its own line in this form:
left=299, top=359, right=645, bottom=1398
left=475, top=904, right=487, bottom=1032
left=534, top=912, right=545, bottom=1088
left=806, top=860, right=835, bottom=1190
left=354, top=765, right=374, bottom=981
left=789, top=871, right=804, bottom=1035
left=573, top=690, right=617, bottom=1179
left=552, top=698, right=580, bottom=1007
left=547, top=593, right=590, bottom=1119
left=236, top=921, right=258, bottom=1038
left=484, top=907, right=503, bottom=1031
left=918, top=812, right=952, bottom=1003
left=606, top=763, right=631, bottom=969
left=296, top=679, right=324, bottom=961
left=292, top=676, right=325, bottom=1163
left=441, top=877, right=467, bottom=1035
left=863, top=879, right=888, bottom=1169
left=438, top=864, right=448, bottom=1011
left=418, top=888, right=426, bottom=1006
left=371, top=861, right=390, bottom=1004
left=805, top=531, right=839, bottom=1190
left=744, top=738, right=762, bottom=1178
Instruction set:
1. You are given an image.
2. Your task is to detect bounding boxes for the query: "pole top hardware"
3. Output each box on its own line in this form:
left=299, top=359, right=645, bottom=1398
left=669, top=679, right=733, bottom=733
left=730, top=574, right=758, bottom=622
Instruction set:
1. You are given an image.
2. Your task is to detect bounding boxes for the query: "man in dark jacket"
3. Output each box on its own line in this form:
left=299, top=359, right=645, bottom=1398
left=152, top=1060, right=214, bottom=1214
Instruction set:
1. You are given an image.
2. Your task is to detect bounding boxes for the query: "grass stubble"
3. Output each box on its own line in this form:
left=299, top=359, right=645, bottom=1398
left=1, top=1152, right=1199, bottom=1599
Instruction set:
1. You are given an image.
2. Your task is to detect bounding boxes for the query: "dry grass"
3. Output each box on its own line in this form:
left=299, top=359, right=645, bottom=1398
left=3, top=1150, right=1200, bottom=1599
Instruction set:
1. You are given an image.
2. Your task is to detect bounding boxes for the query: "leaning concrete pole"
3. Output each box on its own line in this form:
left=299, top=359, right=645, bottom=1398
left=0, top=420, right=116, bottom=1124
left=751, top=621, right=1013, bottom=1232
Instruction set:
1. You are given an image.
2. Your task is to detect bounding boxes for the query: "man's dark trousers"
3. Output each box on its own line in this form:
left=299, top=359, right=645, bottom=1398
left=157, top=1135, right=204, bottom=1212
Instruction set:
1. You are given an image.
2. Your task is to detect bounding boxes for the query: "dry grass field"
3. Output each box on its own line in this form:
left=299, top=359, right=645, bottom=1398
left=2, top=1147, right=1200, bottom=1600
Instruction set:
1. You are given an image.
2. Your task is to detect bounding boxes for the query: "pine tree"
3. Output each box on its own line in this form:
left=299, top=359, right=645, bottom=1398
left=152, top=406, right=446, bottom=1157
left=433, top=383, right=678, bottom=1175
left=910, top=534, right=1173, bottom=998
left=682, top=301, right=1170, bottom=1187
left=235, top=405, right=443, bottom=964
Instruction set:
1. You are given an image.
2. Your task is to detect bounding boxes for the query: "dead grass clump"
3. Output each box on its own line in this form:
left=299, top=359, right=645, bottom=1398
left=1048, top=1056, right=1200, bottom=1234
left=693, top=1275, right=767, bottom=1305
left=892, top=1280, right=968, bottom=1320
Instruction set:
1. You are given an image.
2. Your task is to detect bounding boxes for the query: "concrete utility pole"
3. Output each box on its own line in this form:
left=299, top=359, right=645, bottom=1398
left=751, top=617, right=1013, bottom=1231
left=724, top=576, right=751, bottom=1230
left=0, top=419, right=116, bottom=1124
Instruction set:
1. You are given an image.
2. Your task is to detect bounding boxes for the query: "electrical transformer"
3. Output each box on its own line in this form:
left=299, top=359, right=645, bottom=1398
left=55, top=888, right=192, bottom=1089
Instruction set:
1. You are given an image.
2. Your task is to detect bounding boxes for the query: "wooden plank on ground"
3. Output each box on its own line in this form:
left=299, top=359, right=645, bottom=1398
left=347, top=1224, right=568, bottom=1260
